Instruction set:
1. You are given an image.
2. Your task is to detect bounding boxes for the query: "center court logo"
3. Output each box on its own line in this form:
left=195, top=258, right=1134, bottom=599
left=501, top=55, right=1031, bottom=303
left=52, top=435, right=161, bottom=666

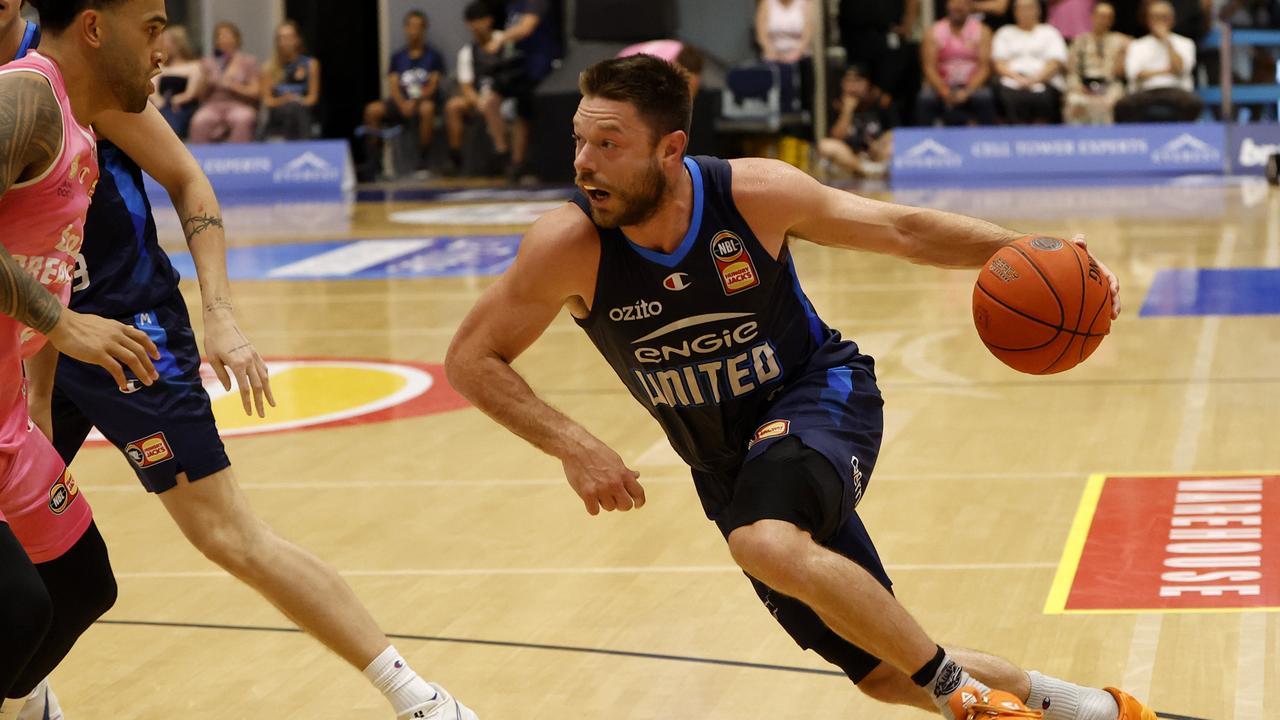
left=896, top=138, right=963, bottom=169
left=273, top=151, right=341, bottom=183
left=87, top=359, right=471, bottom=445
left=1151, top=133, right=1221, bottom=165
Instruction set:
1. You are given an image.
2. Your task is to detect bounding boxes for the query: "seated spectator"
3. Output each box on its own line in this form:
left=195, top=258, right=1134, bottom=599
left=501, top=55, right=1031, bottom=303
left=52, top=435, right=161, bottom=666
left=993, top=0, right=1068, bottom=124
left=838, top=0, right=920, bottom=125
left=617, top=40, right=705, bottom=97
left=756, top=0, right=814, bottom=63
left=362, top=10, right=445, bottom=174
left=1063, top=1, right=1129, bottom=123
left=1115, top=0, right=1202, bottom=122
left=486, top=0, right=561, bottom=181
left=189, top=22, right=259, bottom=143
left=260, top=21, right=320, bottom=141
left=919, top=0, right=999, bottom=126
left=1048, top=0, right=1095, bottom=39
left=151, top=25, right=202, bottom=139
left=818, top=66, right=895, bottom=178
left=444, top=2, right=505, bottom=175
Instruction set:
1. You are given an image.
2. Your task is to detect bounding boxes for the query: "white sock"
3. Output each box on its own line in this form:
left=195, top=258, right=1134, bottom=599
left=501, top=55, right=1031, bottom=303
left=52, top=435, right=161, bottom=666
left=362, top=645, right=441, bottom=717
left=1027, top=671, right=1119, bottom=720
left=919, top=651, right=992, bottom=720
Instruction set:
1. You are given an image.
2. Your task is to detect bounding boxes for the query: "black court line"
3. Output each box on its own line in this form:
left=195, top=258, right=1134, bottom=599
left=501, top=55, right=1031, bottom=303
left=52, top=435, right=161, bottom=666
left=97, top=619, right=844, bottom=677
left=98, top=619, right=1214, bottom=720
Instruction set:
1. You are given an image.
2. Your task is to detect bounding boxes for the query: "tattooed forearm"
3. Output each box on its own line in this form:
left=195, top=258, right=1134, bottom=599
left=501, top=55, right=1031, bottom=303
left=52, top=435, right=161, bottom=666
left=0, top=244, right=62, bottom=333
left=204, top=296, right=233, bottom=313
left=181, top=213, right=224, bottom=243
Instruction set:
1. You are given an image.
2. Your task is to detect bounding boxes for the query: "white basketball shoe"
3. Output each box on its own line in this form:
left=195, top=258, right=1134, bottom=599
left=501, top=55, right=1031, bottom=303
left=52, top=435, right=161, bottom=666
left=14, top=680, right=62, bottom=720
left=404, top=683, right=478, bottom=720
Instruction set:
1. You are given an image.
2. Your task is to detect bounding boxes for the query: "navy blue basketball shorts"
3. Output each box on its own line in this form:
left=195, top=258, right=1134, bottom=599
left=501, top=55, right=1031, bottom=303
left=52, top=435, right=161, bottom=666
left=50, top=298, right=230, bottom=493
left=710, top=357, right=891, bottom=683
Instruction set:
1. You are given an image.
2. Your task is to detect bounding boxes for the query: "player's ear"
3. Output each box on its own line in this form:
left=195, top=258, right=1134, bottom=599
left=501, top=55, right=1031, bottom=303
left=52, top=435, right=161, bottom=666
left=659, top=129, right=687, bottom=165
left=80, top=10, right=105, bottom=49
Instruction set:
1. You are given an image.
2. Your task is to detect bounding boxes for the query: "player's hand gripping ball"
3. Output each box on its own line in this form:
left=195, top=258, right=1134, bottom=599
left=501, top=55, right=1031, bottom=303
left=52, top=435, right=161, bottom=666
left=972, top=236, right=1113, bottom=375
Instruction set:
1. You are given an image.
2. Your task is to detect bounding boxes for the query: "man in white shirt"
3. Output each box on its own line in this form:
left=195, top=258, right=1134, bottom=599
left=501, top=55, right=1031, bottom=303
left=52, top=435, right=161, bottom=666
left=1115, top=0, right=1203, bottom=121
left=992, top=0, right=1068, bottom=123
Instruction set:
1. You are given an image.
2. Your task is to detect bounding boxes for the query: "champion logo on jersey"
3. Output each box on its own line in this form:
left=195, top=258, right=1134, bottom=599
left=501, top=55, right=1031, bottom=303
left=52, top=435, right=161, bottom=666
left=710, top=231, right=759, bottom=296
left=663, top=272, right=692, bottom=291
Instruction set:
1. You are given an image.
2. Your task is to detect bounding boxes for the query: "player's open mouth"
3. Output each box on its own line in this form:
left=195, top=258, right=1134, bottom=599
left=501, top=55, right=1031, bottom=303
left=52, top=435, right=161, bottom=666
left=583, top=185, right=611, bottom=203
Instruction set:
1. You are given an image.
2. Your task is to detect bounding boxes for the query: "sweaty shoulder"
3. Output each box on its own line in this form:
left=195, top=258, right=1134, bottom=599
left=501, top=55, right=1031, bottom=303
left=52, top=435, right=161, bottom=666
left=0, top=70, right=63, bottom=190
left=515, top=203, right=602, bottom=313
left=726, top=157, right=824, bottom=255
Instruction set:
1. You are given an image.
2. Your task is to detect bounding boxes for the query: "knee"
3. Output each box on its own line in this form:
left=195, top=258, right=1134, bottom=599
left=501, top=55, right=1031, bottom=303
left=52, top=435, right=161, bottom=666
left=420, top=101, right=436, bottom=120
left=726, top=520, right=812, bottom=596
left=365, top=101, right=384, bottom=124
left=445, top=97, right=466, bottom=116
left=184, top=515, right=267, bottom=576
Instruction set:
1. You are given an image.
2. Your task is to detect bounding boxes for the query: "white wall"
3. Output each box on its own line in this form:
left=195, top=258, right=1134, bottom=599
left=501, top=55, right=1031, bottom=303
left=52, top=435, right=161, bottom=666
left=200, top=0, right=283, bottom=64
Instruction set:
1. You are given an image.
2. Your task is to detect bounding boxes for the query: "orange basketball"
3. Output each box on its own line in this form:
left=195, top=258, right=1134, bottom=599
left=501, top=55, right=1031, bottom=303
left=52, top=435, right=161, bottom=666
left=972, top=236, right=1113, bottom=375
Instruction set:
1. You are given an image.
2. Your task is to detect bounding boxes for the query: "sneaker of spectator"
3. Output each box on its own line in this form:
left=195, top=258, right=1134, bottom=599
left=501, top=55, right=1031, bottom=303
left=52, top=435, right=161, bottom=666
left=918, top=0, right=999, bottom=126
left=1063, top=1, right=1130, bottom=124
left=260, top=21, right=320, bottom=141
left=189, top=22, right=260, bottom=144
left=1115, top=0, right=1202, bottom=122
left=992, top=0, right=1068, bottom=124
left=151, top=26, right=203, bottom=139
left=819, top=66, right=896, bottom=179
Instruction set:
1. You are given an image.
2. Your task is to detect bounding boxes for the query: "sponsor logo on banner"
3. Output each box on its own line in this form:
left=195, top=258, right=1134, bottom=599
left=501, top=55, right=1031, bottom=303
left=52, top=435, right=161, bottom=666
left=663, top=272, right=692, bottom=291
left=1047, top=474, right=1280, bottom=613
left=273, top=151, right=341, bottom=183
left=125, top=432, right=174, bottom=468
left=897, top=138, right=964, bottom=169
left=1238, top=137, right=1280, bottom=169
left=48, top=469, right=79, bottom=515
left=1151, top=133, right=1221, bottom=165
left=1228, top=123, right=1280, bottom=175
left=710, top=231, right=759, bottom=295
left=748, top=419, right=790, bottom=449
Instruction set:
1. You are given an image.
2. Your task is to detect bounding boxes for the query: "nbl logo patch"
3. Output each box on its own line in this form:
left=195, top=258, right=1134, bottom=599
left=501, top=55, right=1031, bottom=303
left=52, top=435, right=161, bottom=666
left=710, top=231, right=760, bottom=296
left=747, top=419, right=790, bottom=449
left=48, top=469, right=80, bottom=515
left=125, top=432, right=174, bottom=468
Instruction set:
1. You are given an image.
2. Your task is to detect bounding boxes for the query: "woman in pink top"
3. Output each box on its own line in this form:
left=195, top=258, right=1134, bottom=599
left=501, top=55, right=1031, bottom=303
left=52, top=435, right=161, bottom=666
left=189, top=22, right=261, bottom=143
left=919, top=0, right=998, bottom=125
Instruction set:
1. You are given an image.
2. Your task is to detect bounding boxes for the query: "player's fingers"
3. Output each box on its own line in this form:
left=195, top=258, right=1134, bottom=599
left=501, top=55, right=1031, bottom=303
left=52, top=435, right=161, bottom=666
left=597, top=486, right=618, bottom=512
left=98, top=353, right=128, bottom=390
left=623, top=475, right=646, bottom=509
left=233, top=364, right=253, bottom=416
left=255, top=354, right=276, bottom=407
left=247, top=363, right=267, bottom=418
left=212, top=359, right=233, bottom=391
left=1070, top=232, right=1087, bottom=249
left=612, top=484, right=634, bottom=512
left=582, top=494, right=600, bottom=516
left=113, top=341, right=157, bottom=386
left=123, top=325, right=160, bottom=361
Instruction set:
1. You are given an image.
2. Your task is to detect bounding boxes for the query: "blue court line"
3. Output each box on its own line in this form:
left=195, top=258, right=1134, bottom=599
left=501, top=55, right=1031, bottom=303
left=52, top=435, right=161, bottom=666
left=1141, top=267, right=1280, bottom=316
left=95, top=619, right=1208, bottom=719
left=97, top=619, right=843, bottom=677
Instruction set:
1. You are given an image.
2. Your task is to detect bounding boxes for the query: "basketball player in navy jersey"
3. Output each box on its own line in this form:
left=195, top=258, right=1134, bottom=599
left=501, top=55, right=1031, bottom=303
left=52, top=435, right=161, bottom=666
left=448, top=55, right=1154, bottom=720
left=4, top=5, right=477, bottom=718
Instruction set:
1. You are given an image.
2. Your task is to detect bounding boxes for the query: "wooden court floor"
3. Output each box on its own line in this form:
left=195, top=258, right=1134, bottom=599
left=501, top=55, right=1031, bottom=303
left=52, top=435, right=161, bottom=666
left=51, top=178, right=1279, bottom=719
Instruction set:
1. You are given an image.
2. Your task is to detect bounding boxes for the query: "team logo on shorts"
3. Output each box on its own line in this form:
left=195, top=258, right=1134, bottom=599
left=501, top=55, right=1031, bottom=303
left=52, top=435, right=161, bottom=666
left=48, top=469, right=80, bottom=516
left=747, top=419, right=790, bottom=449
left=125, top=432, right=174, bottom=468
left=710, top=231, right=759, bottom=296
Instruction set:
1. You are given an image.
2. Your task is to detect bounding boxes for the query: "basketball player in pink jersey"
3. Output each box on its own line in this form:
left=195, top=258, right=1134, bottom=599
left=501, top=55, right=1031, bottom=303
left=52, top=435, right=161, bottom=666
left=0, top=0, right=165, bottom=716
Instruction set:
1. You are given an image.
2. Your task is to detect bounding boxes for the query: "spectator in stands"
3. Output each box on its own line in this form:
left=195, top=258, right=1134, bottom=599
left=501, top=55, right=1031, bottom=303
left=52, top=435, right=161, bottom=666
left=189, top=22, right=260, bottom=144
left=260, top=21, right=320, bottom=141
left=151, top=25, right=202, bottom=139
left=756, top=0, right=814, bottom=63
left=839, top=0, right=922, bottom=125
left=1048, top=0, right=1095, bottom=39
left=1115, top=0, right=1202, bottom=121
left=919, top=0, right=999, bottom=125
left=362, top=10, right=446, bottom=173
left=445, top=2, right=504, bottom=175
left=1064, top=1, right=1130, bottom=123
left=819, top=65, right=896, bottom=178
left=617, top=40, right=706, bottom=97
left=486, top=0, right=561, bottom=181
left=993, top=0, right=1068, bottom=123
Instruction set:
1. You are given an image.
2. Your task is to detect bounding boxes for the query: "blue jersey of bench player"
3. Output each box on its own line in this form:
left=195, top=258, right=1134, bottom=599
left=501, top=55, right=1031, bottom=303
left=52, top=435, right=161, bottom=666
left=45, top=101, right=229, bottom=491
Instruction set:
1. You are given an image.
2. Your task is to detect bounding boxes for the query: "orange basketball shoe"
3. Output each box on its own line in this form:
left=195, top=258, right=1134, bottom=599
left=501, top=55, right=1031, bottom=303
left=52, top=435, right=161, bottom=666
left=949, top=686, right=1044, bottom=719
left=1105, top=687, right=1159, bottom=720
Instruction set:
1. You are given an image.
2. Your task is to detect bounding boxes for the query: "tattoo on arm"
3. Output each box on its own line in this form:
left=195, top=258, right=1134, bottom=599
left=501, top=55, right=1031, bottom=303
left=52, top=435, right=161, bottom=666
left=0, top=73, right=70, bottom=333
left=0, top=245, right=62, bottom=333
left=181, top=213, right=224, bottom=242
left=204, top=296, right=233, bottom=313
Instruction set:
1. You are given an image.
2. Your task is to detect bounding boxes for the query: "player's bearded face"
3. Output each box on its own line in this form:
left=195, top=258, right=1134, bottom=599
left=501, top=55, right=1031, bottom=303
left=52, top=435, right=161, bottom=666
left=101, top=11, right=163, bottom=113
left=578, top=148, right=667, bottom=229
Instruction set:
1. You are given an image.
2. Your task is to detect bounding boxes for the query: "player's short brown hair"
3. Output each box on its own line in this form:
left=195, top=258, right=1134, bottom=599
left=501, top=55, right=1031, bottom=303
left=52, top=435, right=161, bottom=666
left=579, top=55, right=692, bottom=144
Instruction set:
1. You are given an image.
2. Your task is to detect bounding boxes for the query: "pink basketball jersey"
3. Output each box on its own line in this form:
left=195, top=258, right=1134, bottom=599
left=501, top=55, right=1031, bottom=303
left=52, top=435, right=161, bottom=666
left=0, top=51, right=99, bottom=421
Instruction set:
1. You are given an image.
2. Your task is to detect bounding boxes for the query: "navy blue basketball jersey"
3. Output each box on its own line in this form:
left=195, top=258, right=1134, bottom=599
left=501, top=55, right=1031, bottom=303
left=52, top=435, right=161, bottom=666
left=70, top=140, right=182, bottom=319
left=571, top=155, right=863, bottom=497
